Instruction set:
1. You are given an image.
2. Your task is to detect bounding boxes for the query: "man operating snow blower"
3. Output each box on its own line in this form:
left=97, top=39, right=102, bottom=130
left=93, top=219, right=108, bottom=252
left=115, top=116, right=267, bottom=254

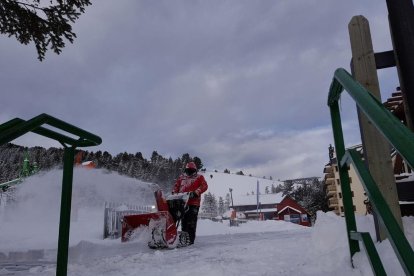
left=172, top=161, right=208, bottom=245
left=121, top=161, right=208, bottom=248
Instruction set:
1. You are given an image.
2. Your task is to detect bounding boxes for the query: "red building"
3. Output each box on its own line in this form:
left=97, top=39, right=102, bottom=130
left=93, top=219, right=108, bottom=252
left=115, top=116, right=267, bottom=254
left=275, top=196, right=311, bottom=227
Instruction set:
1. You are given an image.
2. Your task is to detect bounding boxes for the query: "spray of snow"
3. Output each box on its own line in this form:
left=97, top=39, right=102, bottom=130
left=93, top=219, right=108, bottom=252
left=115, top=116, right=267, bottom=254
left=0, top=168, right=154, bottom=251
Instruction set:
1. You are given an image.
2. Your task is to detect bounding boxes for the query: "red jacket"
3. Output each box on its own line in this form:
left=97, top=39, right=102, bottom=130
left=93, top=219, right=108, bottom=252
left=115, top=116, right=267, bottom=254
left=172, top=173, right=208, bottom=206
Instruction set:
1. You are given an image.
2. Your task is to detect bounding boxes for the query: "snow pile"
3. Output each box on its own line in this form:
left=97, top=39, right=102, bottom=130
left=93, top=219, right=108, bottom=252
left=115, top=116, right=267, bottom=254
left=197, top=218, right=305, bottom=236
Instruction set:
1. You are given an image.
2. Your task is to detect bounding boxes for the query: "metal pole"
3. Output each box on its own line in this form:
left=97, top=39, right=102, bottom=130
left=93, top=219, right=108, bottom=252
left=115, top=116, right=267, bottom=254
left=256, top=181, right=259, bottom=218
left=56, top=146, right=75, bottom=276
left=229, top=188, right=234, bottom=208
left=386, top=0, right=414, bottom=130
left=330, top=101, right=360, bottom=257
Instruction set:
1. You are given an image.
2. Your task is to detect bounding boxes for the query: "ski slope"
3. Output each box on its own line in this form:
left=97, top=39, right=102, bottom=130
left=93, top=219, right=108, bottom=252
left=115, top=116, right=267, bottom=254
left=0, top=168, right=413, bottom=275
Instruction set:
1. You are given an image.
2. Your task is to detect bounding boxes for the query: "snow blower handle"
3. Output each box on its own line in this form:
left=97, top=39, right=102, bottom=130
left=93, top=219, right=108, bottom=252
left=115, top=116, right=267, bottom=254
left=166, top=192, right=189, bottom=201
left=188, top=191, right=199, bottom=199
left=166, top=192, right=190, bottom=209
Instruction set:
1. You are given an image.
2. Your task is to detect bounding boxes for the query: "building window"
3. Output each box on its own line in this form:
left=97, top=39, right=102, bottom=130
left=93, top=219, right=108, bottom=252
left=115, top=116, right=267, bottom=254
left=338, top=192, right=342, bottom=198
left=349, top=177, right=352, bottom=183
left=335, top=166, right=338, bottom=172
left=351, top=191, right=354, bottom=197
left=340, top=206, right=344, bottom=212
left=284, top=214, right=300, bottom=224
left=301, top=214, right=308, bottom=222
left=353, top=205, right=356, bottom=211
left=336, top=179, right=340, bottom=185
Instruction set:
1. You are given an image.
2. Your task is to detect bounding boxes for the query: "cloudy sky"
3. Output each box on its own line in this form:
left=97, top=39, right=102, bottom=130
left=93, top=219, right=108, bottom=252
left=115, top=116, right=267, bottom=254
left=0, top=1, right=400, bottom=180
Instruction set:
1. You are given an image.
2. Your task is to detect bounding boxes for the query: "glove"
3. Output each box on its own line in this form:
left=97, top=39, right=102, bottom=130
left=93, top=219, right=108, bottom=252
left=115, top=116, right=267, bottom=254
left=189, top=191, right=199, bottom=199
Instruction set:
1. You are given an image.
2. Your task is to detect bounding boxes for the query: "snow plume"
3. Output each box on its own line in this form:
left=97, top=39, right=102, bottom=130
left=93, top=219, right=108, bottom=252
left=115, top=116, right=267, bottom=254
left=0, top=168, right=155, bottom=251
left=7, top=168, right=155, bottom=212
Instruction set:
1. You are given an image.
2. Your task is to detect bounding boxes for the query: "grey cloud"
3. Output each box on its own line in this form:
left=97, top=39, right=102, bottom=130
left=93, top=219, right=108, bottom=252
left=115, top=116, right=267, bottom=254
left=1, top=0, right=396, bottom=179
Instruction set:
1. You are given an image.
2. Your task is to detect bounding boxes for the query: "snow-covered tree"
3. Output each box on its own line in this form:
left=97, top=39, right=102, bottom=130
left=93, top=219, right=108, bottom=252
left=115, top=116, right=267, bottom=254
left=201, top=192, right=218, bottom=218
left=0, top=143, right=203, bottom=192
left=193, top=156, right=203, bottom=170
left=218, top=196, right=225, bottom=216
left=0, top=0, right=91, bottom=61
left=224, top=193, right=231, bottom=211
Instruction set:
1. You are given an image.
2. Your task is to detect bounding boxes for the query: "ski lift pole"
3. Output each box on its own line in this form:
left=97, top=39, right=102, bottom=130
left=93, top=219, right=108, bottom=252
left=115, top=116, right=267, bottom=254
left=256, top=181, right=259, bottom=219
left=229, top=188, right=234, bottom=208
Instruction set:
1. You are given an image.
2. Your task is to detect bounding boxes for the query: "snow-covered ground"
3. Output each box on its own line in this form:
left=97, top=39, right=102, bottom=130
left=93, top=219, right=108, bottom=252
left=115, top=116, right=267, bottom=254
left=0, top=168, right=413, bottom=275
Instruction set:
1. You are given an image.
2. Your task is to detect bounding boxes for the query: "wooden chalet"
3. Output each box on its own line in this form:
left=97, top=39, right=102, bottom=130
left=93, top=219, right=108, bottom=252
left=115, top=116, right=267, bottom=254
left=383, top=88, right=414, bottom=216
left=231, top=193, right=311, bottom=226
left=275, top=196, right=311, bottom=227
left=231, top=193, right=283, bottom=220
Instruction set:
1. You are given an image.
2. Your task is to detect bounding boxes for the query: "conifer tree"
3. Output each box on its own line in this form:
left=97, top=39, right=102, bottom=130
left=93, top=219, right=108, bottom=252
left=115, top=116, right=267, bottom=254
left=0, top=0, right=91, bottom=60
left=218, top=196, right=225, bottom=216
left=201, top=192, right=218, bottom=218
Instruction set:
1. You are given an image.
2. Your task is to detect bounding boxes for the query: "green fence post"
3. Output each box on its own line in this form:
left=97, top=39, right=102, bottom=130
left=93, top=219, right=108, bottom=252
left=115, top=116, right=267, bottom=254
left=349, top=231, right=386, bottom=275
left=345, top=149, right=414, bottom=275
left=329, top=100, right=360, bottom=258
left=56, top=146, right=76, bottom=276
left=0, top=114, right=101, bottom=276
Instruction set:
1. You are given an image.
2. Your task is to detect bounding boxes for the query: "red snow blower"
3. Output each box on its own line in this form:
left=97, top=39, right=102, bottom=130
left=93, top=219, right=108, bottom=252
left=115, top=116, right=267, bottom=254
left=121, top=190, right=191, bottom=249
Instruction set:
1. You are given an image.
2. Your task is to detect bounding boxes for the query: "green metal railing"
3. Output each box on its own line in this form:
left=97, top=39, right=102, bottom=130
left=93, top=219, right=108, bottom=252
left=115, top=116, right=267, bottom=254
left=0, top=152, right=39, bottom=191
left=0, top=178, right=22, bottom=191
left=0, top=113, right=101, bottom=276
left=328, top=68, right=414, bottom=275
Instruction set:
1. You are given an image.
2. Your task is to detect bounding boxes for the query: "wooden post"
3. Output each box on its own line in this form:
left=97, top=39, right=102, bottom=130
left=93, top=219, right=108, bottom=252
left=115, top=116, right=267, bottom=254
left=348, top=15, right=402, bottom=241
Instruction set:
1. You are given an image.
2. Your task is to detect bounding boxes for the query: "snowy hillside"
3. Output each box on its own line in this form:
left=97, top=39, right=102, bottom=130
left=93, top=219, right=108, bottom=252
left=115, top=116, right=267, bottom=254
left=202, top=171, right=283, bottom=197
left=0, top=168, right=413, bottom=275
left=201, top=171, right=285, bottom=206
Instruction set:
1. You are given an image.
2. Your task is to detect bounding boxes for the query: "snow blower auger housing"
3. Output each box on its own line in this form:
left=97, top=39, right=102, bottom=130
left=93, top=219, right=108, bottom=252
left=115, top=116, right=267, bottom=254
left=121, top=190, right=191, bottom=249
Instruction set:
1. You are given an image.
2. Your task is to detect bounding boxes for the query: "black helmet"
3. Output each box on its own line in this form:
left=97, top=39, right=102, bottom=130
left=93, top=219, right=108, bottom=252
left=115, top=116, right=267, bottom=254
left=184, top=162, right=197, bottom=176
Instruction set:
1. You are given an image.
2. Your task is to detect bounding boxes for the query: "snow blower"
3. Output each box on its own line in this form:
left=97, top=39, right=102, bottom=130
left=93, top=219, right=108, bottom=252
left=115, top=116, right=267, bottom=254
left=121, top=190, right=191, bottom=249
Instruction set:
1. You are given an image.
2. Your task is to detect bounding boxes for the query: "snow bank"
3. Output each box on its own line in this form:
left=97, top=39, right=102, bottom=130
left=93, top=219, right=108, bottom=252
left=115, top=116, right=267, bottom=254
left=197, top=218, right=305, bottom=236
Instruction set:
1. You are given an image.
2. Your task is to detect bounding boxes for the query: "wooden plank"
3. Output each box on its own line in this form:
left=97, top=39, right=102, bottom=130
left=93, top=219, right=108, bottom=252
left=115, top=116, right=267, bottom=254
left=348, top=15, right=403, bottom=241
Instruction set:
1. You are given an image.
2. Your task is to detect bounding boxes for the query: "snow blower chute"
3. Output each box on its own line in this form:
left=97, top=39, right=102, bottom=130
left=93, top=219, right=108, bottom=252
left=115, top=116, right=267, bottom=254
left=121, top=190, right=191, bottom=249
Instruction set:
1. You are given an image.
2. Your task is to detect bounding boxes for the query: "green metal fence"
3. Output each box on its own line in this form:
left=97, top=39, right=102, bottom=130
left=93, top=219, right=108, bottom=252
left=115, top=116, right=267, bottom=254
left=328, top=68, right=414, bottom=275
left=0, top=113, right=101, bottom=276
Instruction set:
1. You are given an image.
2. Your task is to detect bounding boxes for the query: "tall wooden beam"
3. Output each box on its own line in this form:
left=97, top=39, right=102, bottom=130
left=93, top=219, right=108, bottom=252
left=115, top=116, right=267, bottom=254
left=348, top=15, right=402, bottom=241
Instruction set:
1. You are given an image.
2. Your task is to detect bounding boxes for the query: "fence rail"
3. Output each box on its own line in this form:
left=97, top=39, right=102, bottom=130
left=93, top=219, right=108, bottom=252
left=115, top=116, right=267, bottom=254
left=328, top=68, right=414, bottom=275
left=103, top=202, right=154, bottom=239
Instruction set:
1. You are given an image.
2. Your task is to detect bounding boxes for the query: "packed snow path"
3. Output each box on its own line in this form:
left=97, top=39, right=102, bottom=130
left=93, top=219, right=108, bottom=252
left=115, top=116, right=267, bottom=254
left=72, top=230, right=327, bottom=276
left=0, top=229, right=360, bottom=276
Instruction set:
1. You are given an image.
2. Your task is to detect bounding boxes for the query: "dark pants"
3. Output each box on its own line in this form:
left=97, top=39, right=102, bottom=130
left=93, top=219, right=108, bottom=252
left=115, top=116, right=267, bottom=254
left=181, top=205, right=199, bottom=244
